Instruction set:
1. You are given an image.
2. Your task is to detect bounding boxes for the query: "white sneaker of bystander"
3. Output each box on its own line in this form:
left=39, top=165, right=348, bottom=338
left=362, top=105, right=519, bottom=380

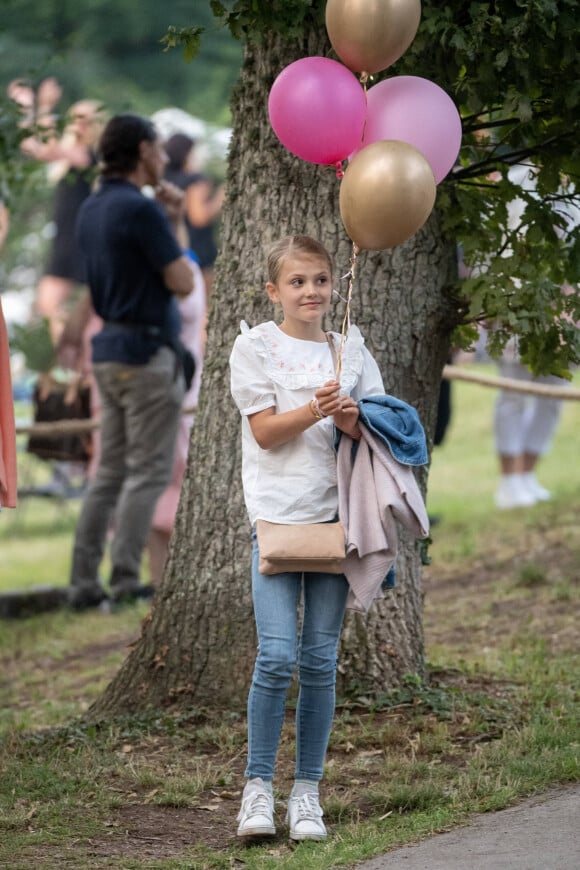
left=521, top=471, right=552, bottom=501
left=495, top=473, right=537, bottom=509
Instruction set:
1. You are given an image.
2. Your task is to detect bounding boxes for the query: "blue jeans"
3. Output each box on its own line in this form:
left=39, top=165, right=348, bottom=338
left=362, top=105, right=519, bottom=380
left=246, top=535, right=349, bottom=782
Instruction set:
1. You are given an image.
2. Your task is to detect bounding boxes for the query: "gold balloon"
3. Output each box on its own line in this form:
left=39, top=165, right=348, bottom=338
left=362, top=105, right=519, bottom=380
left=339, top=140, right=436, bottom=250
left=326, top=0, right=421, bottom=74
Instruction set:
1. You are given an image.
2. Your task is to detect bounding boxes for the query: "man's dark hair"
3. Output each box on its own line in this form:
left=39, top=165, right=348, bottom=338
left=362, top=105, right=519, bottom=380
left=98, top=114, right=157, bottom=177
left=164, top=133, right=194, bottom=171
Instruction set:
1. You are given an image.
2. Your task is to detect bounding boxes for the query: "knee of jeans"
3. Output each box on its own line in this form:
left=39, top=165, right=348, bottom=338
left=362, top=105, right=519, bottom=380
left=298, top=655, right=338, bottom=688
left=254, top=646, right=296, bottom=689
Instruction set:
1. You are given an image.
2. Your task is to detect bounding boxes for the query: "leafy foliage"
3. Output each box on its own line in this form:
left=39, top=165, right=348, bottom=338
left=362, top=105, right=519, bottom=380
left=160, top=26, right=203, bottom=63
left=10, top=318, right=56, bottom=372
left=0, top=0, right=241, bottom=125
left=0, top=97, right=42, bottom=206
left=401, top=0, right=580, bottom=375
left=209, top=0, right=324, bottom=40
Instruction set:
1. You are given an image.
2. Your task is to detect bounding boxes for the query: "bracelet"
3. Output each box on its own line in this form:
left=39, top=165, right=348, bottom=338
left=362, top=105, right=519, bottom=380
left=313, top=396, right=327, bottom=418
left=309, top=398, right=324, bottom=421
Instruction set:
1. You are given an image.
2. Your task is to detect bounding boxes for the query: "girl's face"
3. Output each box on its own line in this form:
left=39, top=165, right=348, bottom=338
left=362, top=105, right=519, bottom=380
left=266, top=252, right=332, bottom=331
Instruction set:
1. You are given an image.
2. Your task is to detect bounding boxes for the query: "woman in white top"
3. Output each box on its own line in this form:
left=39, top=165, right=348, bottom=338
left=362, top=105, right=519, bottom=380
left=230, top=235, right=384, bottom=842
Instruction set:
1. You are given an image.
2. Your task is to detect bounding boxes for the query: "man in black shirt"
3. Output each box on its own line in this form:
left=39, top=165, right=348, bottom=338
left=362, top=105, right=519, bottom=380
left=69, top=114, right=194, bottom=609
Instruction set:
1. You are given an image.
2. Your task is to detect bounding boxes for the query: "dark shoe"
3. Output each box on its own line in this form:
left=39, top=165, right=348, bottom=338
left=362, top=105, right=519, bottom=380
left=110, top=584, right=155, bottom=606
left=68, top=586, right=110, bottom=612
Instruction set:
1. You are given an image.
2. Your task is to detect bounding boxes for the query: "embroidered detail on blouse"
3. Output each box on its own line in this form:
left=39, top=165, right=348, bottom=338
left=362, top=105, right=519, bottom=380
left=239, top=320, right=365, bottom=391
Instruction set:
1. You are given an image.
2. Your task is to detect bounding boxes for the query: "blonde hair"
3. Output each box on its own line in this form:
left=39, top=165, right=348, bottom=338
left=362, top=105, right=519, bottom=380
left=267, top=235, right=333, bottom=285
left=67, top=100, right=107, bottom=144
left=47, top=100, right=108, bottom=184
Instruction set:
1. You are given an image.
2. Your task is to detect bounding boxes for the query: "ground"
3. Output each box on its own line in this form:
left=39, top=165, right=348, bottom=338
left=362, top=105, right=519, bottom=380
left=3, top=510, right=579, bottom=866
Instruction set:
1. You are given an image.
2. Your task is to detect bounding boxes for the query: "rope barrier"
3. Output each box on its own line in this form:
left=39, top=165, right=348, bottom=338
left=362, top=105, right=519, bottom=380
left=15, top=405, right=198, bottom=437
left=15, top=418, right=99, bottom=437
left=443, top=364, right=580, bottom=400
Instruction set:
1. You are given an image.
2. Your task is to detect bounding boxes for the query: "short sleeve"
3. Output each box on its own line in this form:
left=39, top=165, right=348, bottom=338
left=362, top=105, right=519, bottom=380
left=230, top=333, right=276, bottom=416
left=351, top=346, right=385, bottom=400
left=138, top=199, right=183, bottom=271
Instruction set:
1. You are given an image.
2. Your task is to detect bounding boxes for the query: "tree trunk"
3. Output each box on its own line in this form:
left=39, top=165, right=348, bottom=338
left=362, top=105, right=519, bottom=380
left=89, top=29, right=460, bottom=721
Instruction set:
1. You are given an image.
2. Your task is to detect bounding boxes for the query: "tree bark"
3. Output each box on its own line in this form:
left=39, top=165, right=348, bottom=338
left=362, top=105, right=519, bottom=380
left=89, top=30, right=460, bottom=721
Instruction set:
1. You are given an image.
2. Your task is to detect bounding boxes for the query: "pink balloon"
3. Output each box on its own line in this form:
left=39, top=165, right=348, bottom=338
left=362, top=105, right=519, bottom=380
left=359, top=76, right=462, bottom=183
left=268, top=57, right=366, bottom=165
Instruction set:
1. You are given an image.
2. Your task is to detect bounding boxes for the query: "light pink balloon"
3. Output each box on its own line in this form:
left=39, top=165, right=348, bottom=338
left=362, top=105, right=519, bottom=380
left=268, top=57, right=366, bottom=165
left=359, top=76, right=462, bottom=183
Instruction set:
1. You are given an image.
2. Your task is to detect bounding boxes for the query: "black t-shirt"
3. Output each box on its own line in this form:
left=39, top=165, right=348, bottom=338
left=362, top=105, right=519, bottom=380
left=164, top=166, right=218, bottom=269
left=76, top=178, right=183, bottom=364
left=47, top=154, right=97, bottom=282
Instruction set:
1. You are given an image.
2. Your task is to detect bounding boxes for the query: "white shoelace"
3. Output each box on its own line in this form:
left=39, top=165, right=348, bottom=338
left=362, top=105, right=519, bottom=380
left=291, top=792, right=323, bottom=820
left=240, top=790, right=272, bottom=819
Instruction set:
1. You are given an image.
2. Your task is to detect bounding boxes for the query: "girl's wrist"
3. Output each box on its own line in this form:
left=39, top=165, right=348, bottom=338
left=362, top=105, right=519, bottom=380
left=339, top=422, right=361, bottom=440
left=309, top=397, right=325, bottom=421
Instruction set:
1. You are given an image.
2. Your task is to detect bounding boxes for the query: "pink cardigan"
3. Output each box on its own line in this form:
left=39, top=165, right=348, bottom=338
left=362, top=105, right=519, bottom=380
left=337, top=424, right=429, bottom=612
left=0, top=299, right=17, bottom=508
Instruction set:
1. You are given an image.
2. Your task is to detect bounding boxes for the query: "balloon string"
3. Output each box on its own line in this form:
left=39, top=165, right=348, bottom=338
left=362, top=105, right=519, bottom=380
left=336, top=242, right=359, bottom=379
left=359, top=71, right=370, bottom=148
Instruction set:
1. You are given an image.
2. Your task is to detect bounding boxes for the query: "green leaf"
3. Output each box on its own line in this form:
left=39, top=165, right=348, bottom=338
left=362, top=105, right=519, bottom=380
left=160, top=26, right=203, bottom=63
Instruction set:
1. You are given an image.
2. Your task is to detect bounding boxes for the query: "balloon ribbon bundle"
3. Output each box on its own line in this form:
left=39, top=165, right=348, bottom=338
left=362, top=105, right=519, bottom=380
left=335, top=242, right=359, bottom=379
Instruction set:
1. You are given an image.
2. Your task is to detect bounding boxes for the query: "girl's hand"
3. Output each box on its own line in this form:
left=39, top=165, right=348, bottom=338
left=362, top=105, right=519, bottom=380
left=332, top=396, right=361, bottom=439
left=314, top=380, right=342, bottom=418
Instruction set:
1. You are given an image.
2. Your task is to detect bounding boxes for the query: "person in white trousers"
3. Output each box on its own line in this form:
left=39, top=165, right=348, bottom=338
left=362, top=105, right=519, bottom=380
left=492, top=163, right=576, bottom=510
left=494, top=351, right=565, bottom=509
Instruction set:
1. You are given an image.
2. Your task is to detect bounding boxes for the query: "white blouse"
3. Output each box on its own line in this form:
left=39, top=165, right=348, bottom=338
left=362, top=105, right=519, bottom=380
left=230, top=320, right=384, bottom=525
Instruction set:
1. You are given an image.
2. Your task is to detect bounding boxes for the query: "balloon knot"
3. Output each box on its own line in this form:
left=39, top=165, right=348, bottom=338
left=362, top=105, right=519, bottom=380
left=360, top=71, right=369, bottom=85
left=335, top=160, right=344, bottom=179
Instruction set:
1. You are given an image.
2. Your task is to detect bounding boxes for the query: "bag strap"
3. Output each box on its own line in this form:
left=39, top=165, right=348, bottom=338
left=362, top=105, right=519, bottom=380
left=326, top=332, right=339, bottom=378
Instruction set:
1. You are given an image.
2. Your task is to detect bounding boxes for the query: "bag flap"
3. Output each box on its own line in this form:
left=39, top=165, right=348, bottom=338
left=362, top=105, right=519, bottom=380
left=256, top=519, right=345, bottom=560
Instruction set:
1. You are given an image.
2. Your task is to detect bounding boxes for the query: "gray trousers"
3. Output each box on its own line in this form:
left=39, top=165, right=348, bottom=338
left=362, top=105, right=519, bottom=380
left=69, top=347, right=184, bottom=598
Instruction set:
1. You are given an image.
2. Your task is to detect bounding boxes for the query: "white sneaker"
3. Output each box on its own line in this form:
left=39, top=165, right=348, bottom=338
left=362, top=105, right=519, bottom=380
left=286, top=791, right=327, bottom=841
left=521, top=472, right=552, bottom=501
left=495, top=474, right=537, bottom=509
left=236, top=780, right=276, bottom=839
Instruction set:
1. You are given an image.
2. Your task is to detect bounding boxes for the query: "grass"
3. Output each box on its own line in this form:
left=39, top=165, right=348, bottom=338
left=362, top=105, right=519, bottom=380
left=0, top=366, right=579, bottom=868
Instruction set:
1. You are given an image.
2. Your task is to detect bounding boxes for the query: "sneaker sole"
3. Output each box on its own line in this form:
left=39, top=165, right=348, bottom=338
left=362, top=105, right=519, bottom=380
left=495, top=497, right=536, bottom=509
left=237, top=825, right=276, bottom=838
left=289, top=831, right=327, bottom=841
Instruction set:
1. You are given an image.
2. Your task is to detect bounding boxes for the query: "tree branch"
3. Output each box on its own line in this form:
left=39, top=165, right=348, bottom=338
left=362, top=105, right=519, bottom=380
left=452, top=133, right=573, bottom=182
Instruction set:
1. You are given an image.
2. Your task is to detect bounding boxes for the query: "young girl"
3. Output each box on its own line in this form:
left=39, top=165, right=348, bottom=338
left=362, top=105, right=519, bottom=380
left=229, top=235, right=384, bottom=841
